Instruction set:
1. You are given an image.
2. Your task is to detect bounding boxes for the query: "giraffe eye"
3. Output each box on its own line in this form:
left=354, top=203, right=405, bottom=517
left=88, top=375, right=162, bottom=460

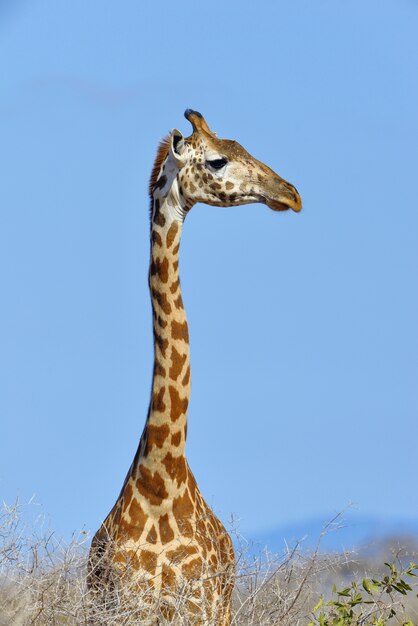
left=206, top=158, right=227, bottom=170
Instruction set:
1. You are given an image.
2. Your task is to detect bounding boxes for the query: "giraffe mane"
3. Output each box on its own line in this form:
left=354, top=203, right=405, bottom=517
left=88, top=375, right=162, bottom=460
left=149, top=136, right=170, bottom=220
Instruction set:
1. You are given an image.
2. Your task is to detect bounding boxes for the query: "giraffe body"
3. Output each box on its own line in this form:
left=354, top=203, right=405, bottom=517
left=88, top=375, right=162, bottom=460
left=88, top=110, right=302, bottom=625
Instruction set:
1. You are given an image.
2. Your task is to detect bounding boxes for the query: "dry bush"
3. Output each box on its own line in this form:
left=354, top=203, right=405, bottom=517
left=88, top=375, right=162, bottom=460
left=231, top=514, right=357, bottom=625
left=0, top=501, right=89, bottom=625
left=0, top=503, right=416, bottom=625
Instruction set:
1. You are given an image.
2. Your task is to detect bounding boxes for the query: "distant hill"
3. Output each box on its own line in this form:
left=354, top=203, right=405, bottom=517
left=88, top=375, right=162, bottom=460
left=246, top=513, right=418, bottom=555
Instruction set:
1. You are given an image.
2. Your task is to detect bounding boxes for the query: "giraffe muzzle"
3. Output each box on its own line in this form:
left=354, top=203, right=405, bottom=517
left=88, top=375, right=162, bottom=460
left=265, top=178, right=302, bottom=213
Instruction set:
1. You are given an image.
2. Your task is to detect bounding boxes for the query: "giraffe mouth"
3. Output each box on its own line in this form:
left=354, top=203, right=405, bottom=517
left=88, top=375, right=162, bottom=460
left=265, top=195, right=302, bottom=213
left=265, top=184, right=302, bottom=213
left=258, top=174, right=302, bottom=213
left=267, top=199, right=296, bottom=212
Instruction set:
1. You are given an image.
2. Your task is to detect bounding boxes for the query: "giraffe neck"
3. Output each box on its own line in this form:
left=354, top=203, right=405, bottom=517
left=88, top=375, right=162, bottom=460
left=133, top=167, right=191, bottom=496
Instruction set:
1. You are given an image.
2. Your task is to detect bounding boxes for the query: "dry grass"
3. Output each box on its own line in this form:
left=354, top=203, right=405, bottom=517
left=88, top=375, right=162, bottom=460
left=0, top=502, right=416, bottom=625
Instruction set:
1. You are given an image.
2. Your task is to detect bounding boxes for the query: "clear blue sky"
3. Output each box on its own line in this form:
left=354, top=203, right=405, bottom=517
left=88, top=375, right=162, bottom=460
left=1, top=0, right=417, bottom=542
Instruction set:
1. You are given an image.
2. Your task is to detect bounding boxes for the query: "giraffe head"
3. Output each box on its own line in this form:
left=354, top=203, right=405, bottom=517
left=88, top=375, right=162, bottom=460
left=150, top=109, right=302, bottom=216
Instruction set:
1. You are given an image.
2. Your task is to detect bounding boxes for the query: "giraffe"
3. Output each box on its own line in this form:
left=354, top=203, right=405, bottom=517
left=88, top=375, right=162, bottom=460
left=88, top=110, right=302, bottom=625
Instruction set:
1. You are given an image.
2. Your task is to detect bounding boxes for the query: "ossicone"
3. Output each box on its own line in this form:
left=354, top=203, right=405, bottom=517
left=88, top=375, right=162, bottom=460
left=184, top=109, right=214, bottom=136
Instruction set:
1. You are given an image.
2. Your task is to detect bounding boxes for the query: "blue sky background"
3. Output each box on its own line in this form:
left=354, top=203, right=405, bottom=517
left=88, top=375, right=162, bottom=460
left=1, top=0, right=417, bottom=546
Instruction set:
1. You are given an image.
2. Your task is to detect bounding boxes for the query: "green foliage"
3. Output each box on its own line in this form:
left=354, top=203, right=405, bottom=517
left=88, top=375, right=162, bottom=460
left=308, top=562, right=418, bottom=626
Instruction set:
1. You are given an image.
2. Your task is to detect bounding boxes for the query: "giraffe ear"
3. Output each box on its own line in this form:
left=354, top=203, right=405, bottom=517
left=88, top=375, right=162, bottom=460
left=169, top=129, right=187, bottom=167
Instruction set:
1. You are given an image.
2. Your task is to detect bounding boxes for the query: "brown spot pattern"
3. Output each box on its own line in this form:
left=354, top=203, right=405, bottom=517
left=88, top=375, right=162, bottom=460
left=173, top=489, right=194, bottom=532
left=171, top=431, right=181, bottom=447
left=128, top=498, right=148, bottom=531
left=154, top=210, right=166, bottom=228
left=146, top=423, right=169, bottom=450
left=152, top=386, right=166, bottom=413
left=113, top=550, right=127, bottom=565
left=118, top=516, right=141, bottom=541
left=186, top=471, right=196, bottom=497
left=162, top=451, right=188, bottom=485
left=151, top=256, right=169, bottom=283
left=146, top=525, right=158, bottom=544
left=127, top=549, right=141, bottom=570
left=162, top=562, right=176, bottom=588
left=170, top=278, right=180, bottom=294
left=155, top=333, right=169, bottom=358
left=169, top=345, right=187, bottom=381
left=171, top=320, right=189, bottom=342
left=182, top=556, right=204, bottom=578
left=151, top=288, right=172, bottom=315
left=152, top=230, right=162, bottom=247
left=137, top=466, right=168, bottom=505
left=139, top=549, right=158, bottom=575
left=166, top=544, right=197, bottom=563
left=182, top=365, right=190, bottom=386
left=174, top=294, right=183, bottom=310
left=166, top=221, right=179, bottom=248
left=159, top=514, right=175, bottom=544
left=169, top=385, right=189, bottom=421
left=123, top=483, right=133, bottom=507
left=157, top=315, right=167, bottom=329
left=154, top=359, right=166, bottom=378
